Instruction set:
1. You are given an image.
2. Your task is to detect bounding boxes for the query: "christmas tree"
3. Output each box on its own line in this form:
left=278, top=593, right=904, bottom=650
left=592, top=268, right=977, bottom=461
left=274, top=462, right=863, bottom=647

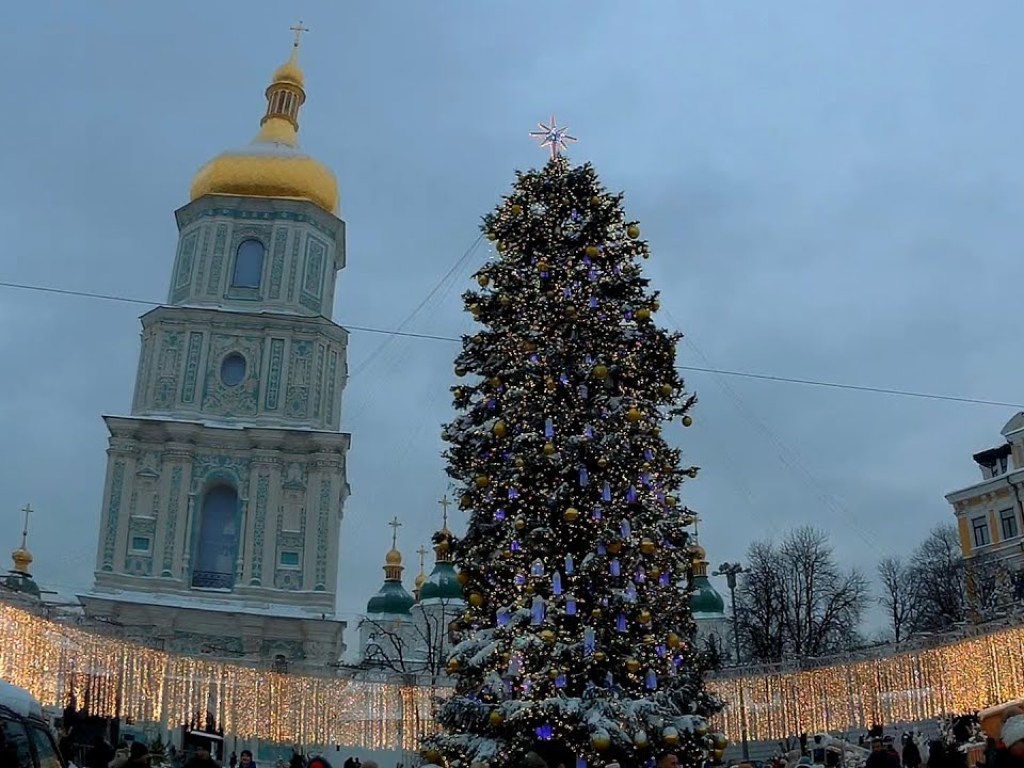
left=422, top=122, right=723, bottom=768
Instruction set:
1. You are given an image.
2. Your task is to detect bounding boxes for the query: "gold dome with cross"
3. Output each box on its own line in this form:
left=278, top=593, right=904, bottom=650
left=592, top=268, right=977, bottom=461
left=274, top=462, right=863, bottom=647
left=190, top=22, right=339, bottom=215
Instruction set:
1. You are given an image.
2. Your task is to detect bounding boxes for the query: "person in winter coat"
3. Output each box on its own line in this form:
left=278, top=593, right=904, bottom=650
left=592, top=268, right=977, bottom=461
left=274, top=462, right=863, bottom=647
left=903, top=736, right=922, bottom=768
left=866, top=739, right=900, bottom=768
left=993, top=714, right=1024, bottom=768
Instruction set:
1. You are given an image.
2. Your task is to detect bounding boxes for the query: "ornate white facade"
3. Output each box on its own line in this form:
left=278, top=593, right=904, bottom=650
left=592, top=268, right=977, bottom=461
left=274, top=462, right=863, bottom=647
left=79, top=44, right=351, bottom=670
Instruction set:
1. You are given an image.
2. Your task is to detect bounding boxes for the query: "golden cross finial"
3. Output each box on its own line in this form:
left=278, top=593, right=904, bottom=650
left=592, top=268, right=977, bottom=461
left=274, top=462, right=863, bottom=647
left=19, top=504, right=32, bottom=550
left=417, top=545, right=429, bottom=572
left=388, top=516, right=402, bottom=550
left=290, top=21, right=310, bottom=50
left=438, top=495, right=452, bottom=529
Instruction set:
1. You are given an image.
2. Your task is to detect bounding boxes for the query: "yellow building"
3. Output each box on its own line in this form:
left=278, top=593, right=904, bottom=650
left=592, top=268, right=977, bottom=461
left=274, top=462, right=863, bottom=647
left=945, top=412, right=1024, bottom=563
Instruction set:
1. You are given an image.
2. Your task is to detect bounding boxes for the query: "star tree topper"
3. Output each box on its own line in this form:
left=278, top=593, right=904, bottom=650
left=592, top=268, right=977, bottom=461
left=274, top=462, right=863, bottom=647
left=529, top=115, right=578, bottom=159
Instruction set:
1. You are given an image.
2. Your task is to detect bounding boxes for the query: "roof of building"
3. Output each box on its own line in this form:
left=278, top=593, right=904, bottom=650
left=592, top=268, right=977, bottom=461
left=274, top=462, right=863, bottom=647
left=690, top=574, right=726, bottom=616
left=366, top=581, right=415, bottom=616
left=419, top=560, right=463, bottom=602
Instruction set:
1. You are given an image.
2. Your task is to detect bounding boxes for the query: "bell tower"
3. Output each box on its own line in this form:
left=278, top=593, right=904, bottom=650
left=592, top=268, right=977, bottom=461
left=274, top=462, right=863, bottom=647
left=79, top=27, right=351, bottom=670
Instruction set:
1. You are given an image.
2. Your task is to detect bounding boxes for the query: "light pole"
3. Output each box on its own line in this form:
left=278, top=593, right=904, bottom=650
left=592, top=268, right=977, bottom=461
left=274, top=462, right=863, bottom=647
left=714, top=561, right=750, bottom=761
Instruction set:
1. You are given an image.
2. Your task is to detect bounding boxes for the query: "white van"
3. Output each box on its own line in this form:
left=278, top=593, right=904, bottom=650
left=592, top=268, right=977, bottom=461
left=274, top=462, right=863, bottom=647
left=0, top=680, right=65, bottom=768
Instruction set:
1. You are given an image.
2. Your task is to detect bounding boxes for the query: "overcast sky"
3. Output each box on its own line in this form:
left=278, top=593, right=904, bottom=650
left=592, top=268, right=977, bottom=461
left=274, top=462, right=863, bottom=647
left=2, top=1, right=1023, bottom=649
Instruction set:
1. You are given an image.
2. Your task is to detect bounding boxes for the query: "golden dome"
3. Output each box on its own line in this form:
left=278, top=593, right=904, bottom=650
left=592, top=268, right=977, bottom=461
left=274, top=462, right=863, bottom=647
left=415, top=571, right=427, bottom=589
left=273, top=59, right=305, bottom=87
left=385, top=547, right=403, bottom=566
left=189, top=34, right=339, bottom=215
left=11, top=547, right=32, bottom=574
left=690, top=543, right=707, bottom=562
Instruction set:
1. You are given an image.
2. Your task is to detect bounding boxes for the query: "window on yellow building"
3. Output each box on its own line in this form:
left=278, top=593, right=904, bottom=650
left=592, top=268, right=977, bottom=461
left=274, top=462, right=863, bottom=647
left=1000, top=508, right=1019, bottom=540
left=973, top=516, right=991, bottom=547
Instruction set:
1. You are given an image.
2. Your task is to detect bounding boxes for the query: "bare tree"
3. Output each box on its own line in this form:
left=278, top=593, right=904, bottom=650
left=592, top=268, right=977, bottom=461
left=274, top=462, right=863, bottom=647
left=358, top=597, right=459, bottom=685
left=909, top=524, right=967, bottom=631
left=877, top=555, right=920, bottom=645
left=735, top=526, right=868, bottom=663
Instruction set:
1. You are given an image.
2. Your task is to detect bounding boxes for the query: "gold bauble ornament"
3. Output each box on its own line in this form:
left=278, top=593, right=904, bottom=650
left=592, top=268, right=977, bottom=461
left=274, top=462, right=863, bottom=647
left=660, top=384, right=673, bottom=397
left=682, top=415, right=694, bottom=427
left=594, top=650, right=607, bottom=661
left=564, top=507, right=580, bottom=522
left=607, top=540, right=622, bottom=554
left=653, top=299, right=661, bottom=310
left=590, top=196, right=602, bottom=206
left=540, top=629, right=556, bottom=644
left=460, top=494, right=473, bottom=509
left=566, top=306, right=578, bottom=319
left=593, top=364, right=609, bottom=380
left=663, top=726, right=679, bottom=745
left=626, top=407, right=642, bottom=422
left=486, top=231, right=497, bottom=241
left=468, top=592, right=485, bottom=608
left=537, top=260, right=550, bottom=272
left=666, top=495, right=679, bottom=507
left=713, top=734, right=729, bottom=750
left=496, top=242, right=507, bottom=253
left=695, top=723, right=709, bottom=737
left=591, top=607, right=603, bottom=620
left=666, top=632, right=681, bottom=648
left=625, top=658, right=641, bottom=674
left=543, top=442, right=556, bottom=455
left=597, top=456, right=609, bottom=468
left=489, top=710, right=504, bottom=727
left=545, top=377, right=557, bottom=390
left=627, top=224, right=641, bottom=239
left=422, top=751, right=443, bottom=765
left=640, top=538, right=657, bottom=555
left=446, top=658, right=460, bottom=673
left=500, top=294, right=511, bottom=306
left=457, top=571, right=470, bottom=586
left=510, top=203, right=523, bottom=215
left=515, top=457, right=525, bottom=468
left=591, top=732, right=611, bottom=752
left=455, top=367, right=467, bottom=377
left=489, top=376, right=501, bottom=387
left=713, top=748, right=725, bottom=762
left=585, top=245, right=601, bottom=258
left=477, top=274, right=490, bottom=287
left=634, top=731, right=650, bottom=748
left=475, top=475, right=490, bottom=489
left=639, top=609, right=652, bottom=624
left=649, top=566, right=662, bottom=580
left=493, top=421, right=507, bottom=438
left=514, top=517, right=526, bottom=531
left=635, top=307, right=651, bottom=321
left=469, top=303, right=481, bottom=316
left=525, top=583, right=535, bottom=595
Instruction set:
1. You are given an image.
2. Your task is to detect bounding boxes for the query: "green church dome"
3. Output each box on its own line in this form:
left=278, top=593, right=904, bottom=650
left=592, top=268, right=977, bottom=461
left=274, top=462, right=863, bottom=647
left=3, top=572, right=41, bottom=598
left=366, top=580, right=415, bottom=615
left=690, top=575, right=725, bottom=616
left=419, top=561, right=464, bottom=602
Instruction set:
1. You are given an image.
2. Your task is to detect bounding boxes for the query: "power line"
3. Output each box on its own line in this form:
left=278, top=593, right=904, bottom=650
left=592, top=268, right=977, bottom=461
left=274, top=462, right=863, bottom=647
left=1, top=277, right=1021, bottom=409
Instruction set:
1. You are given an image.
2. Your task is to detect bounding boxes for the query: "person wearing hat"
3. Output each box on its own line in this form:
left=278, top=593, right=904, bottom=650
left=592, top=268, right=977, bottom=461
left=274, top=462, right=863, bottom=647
left=995, top=713, right=1024, bottom=768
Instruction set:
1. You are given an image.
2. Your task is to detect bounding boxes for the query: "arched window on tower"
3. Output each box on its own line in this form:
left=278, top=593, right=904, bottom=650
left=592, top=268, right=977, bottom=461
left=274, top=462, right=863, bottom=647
left=191, top=485, right=240, bottom=590
left=231, top=239, right=265, bottom=289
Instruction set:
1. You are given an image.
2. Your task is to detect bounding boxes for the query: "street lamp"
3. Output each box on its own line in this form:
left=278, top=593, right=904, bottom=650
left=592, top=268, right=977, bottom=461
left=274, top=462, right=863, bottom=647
left=713, top=561, right=750, bottom=761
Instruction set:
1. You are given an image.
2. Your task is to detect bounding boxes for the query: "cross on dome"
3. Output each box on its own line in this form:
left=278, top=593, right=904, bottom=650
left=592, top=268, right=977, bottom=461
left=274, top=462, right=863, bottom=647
left=388, top=516, right=402, bottom=550
left=438, top=494, right=451, bottom=530
left=290, top=20, right=310, bottom=50
left=19, top=504, right=32, bottom=550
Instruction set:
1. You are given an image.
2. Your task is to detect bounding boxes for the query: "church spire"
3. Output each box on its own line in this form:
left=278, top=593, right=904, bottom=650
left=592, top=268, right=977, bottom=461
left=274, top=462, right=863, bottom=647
left=383, top=516, right=404, bottom=581
left=11, top=504, right=33, bottom=575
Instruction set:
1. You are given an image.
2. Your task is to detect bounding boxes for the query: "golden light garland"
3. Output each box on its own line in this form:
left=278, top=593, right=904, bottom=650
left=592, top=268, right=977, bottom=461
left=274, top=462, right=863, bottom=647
left=4, top=600, right=1024, bottom=748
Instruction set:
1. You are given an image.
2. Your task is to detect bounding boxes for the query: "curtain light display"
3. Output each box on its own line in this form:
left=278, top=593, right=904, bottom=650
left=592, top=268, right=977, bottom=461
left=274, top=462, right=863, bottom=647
left=2, top=601, right=1024, bottom=747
